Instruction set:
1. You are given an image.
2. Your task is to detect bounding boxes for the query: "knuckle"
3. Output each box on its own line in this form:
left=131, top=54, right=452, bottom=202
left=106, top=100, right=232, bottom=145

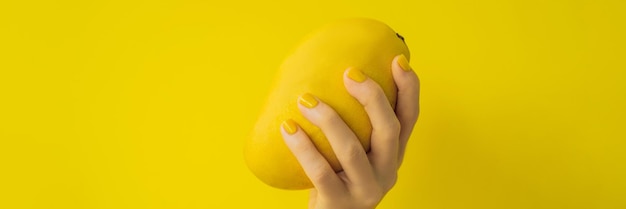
left=342, top=143, right=365, bottom=163
left=308, top=165, right=334, bottom=183
left=364, top=84, right=386, bottom=105
left=289, top=137, right=310, bottom=154
left=360, top=188, right=384, bottom=208
left=390, top=118, right=402, bottom=134
left=384, top=173, right=398, bottom=192
left=316, top=105, right=339, bottom=126
left=380, top=118, right=401, bottom=137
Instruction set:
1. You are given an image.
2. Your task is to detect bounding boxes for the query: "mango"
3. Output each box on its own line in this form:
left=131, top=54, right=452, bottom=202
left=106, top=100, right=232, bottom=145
left=245, top=18, right=410, bottom=190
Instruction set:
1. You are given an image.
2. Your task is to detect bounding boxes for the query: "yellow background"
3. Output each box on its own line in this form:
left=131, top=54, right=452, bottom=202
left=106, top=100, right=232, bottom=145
left=1, top=0, right=624, bottom=208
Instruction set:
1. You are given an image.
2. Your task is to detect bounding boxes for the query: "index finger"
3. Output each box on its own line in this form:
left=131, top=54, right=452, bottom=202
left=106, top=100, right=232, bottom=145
left=392, top=54, right=420, bottom=167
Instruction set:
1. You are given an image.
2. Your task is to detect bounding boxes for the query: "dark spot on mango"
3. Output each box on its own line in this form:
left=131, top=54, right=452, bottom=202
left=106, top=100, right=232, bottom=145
left=396, top=33, right=405, bottom=43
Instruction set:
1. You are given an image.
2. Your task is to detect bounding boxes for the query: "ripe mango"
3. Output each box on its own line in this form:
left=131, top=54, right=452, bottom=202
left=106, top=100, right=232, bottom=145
left=245, top=18, right=410, bottom=190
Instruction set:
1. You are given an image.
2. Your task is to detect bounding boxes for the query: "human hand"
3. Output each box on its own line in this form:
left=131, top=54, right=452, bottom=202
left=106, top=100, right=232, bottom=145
left=280, top=54, right=420, bottom=209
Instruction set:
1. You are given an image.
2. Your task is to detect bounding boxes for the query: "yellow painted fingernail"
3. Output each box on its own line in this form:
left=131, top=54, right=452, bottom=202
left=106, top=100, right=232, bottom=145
left=298, top=93, right=319, bottom=108
left=282, top=119, right=298, bottom=135
left=397, top=54, right=412, bottom=72
left=347, top=68, right=367, bottom=83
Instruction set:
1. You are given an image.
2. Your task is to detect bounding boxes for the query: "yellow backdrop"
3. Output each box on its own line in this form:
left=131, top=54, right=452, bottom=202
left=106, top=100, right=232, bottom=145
left=1, top=0, right=624, bottom=208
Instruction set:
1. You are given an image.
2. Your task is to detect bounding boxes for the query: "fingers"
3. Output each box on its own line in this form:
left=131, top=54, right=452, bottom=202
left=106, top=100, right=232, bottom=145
left=392, top=54, right=420, bottom=166
left=297, top=93, right=377, bottom=190
left=280, top=119, right=345, bottom=196
left=342, top=68, right=401, bottom=177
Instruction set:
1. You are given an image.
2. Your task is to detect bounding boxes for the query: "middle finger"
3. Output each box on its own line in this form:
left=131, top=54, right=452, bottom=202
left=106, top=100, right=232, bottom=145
left=297, top=93, right=377, bottom=189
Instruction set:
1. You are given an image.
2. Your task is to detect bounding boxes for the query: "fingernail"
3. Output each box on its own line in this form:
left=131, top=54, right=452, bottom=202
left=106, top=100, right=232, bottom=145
left=298, top=93, right=319, bottom=108
left=282, top=119, right=298, bottom=135
left=397, top=54, right=412, bottom=72
left=347, top=68, right=367, bottom=83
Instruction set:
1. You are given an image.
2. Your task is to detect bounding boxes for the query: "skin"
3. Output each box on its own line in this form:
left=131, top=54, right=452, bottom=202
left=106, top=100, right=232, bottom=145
left=280, top=55, right=420, bottom=209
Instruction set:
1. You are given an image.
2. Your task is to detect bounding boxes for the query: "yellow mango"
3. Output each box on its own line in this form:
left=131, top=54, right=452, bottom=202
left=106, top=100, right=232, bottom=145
left=245, top=18, right=410, bottom=190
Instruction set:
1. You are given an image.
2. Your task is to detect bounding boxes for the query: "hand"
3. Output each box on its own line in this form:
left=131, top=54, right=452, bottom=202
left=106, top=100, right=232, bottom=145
left=280, top=54, right=420, bottom=209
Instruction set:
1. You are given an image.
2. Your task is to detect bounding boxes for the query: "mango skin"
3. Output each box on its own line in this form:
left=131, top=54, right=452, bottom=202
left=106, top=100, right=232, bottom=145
left=245, top=18, right=410, bottom=190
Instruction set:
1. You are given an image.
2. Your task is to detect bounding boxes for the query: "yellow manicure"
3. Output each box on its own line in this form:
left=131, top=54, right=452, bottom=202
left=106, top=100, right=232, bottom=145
left=347, top=68, right=367, bottom=83
left=282, top=119, right=298, bottom=135
left=298, top=93, right=319, bottom=108
left=397, top=54, right=412, bottom=72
